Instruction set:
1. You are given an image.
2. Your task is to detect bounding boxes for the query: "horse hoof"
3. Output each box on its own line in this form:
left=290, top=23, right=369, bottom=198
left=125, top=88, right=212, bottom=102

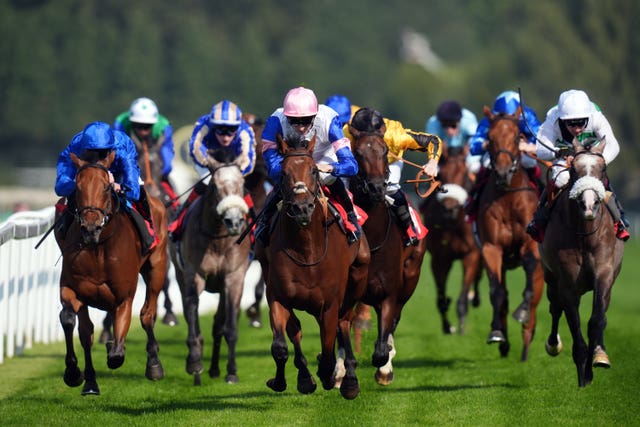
left=545, top=335, right=563, bottom=356
left=162, top=312, right=178, bottom=326
left=146, top=362, right=165, bottom=381
left=267, top=377, right=287, bottom=392
left=194, top=373, right=202, bottom=386
left=209, top=367, right=221, bottom=379
left=339, top=378, right=360, bottom=400
left=375, top=369, right=394, bottom=386
left=593, top=347, right=611, bottom=368
left=186, top=359, right=203, bottom=376
left=487, top=330, right=506, bottom=344
left=371, top=353, right=390, bottom=368
left=63, top=367, right=84, bottom=388
left=81, top=382, right=100, bottom=396
left=225, top=374, right=239, bottom=384
left=512, top=306, right=530, bottom=324
left=297, top=373, right=317, bottom=394
left=249, top=319, right=262, bottom=328
left=107, top=354, right=125, bottom=370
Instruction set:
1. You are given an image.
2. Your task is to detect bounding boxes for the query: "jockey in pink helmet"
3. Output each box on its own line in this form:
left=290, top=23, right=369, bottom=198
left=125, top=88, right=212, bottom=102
left=256, top=86, right=362, bottom=246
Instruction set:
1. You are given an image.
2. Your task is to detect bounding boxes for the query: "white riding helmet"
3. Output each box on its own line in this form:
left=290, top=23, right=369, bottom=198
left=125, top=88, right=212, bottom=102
left=557, top=89, right=594, bottom=120
left=129, top=97, right=159, bottom=124
left=283, top=87, right=318, bottom=117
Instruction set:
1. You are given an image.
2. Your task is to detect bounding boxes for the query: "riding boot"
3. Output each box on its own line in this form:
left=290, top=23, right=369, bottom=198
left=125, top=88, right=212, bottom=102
left=605, top=192, right=630, bottom=241
left=55, top=196, right=75, bottom=240
left=389, top=190, right=418, bottom=246
left=168, top=180, right=207, bottom=241
left=327, top=179, right=361, bottom=244
left=526, top=188, right=549, bottom=243
left=132, top=186, right=156, bottom=255
left=254, top=188, right=281, bottom=247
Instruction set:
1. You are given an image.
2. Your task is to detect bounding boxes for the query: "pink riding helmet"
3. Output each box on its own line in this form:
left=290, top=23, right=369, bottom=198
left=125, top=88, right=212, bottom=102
left=283, top=87, right=318, bottom=117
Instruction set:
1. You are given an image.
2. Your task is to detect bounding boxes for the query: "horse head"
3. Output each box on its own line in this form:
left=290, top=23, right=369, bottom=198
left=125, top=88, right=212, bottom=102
left=485, top=105, right=523, bottom=187
left=436, top=183, right=468, bottom=222
left=349, top=126, right=389, bottom=203
left=277, top=132, right=320, bottom=227
left=71, top=151, right=116, bottom=245
left=568, top=140, right=607, bottom=221
left=204, top=148, right=248, bottom=235
left=439, top=143, right=471, bottom=190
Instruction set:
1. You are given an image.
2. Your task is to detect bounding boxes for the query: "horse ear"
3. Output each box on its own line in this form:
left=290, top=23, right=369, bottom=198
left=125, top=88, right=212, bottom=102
left=308, top=132, right=316, bottom=153
left=514, top=104, right=523, bottom=118
left=70, top=152, right=83, bottom=169
left=104, top=150, right=116, bottom=169
left=348, top=124, right=361, bottom=140
left=483, top=105, right=493, bottom=120
left=572, top=137, right=585, bottom=153
left=593, top=137, right=607, bottom=154
left=277, top=133, right=289, bottom=155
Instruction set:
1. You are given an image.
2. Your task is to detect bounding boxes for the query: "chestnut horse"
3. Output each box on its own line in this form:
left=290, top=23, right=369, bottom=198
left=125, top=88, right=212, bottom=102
left=254, top=133, right=370, bottom=399
left=55, top=152, right=168, bottom=395
left=420, top=144, right=483, bottom=335
left=475, top=106, right=544, bottom=361
left=349, top=126, right=427, bottom=385
left=541, top=141, right=624, bottom=386
left=171, top=148, right=251, bottom=385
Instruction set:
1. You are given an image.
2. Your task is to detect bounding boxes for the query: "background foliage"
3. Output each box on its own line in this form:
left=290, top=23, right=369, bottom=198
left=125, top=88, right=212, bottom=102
left=2, top=0, right=639, bottom=207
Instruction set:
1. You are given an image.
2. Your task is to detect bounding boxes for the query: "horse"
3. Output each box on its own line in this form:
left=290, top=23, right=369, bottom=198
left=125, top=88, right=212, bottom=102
left=98, top=134, right=179, bottom=343
left=254, top=132, right=370, bottom=400
left=420, top=144, right=483, bottom=335
left=474, top=105, right=544, bottom=361
left=349, top=126, right=427, bottom=385
left=54, top=151, right=168, bottom=395
left=170, top=148, right=252, bottom=385
left=541, top=141, right=624, bottom=386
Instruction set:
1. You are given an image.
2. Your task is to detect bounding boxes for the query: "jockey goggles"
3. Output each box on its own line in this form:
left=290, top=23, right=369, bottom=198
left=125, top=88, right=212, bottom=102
left=564, top=118, right=588, bottom=128
left=214, top=125, right=239, bottom=136
left=287, top=115, right=315, bottom=126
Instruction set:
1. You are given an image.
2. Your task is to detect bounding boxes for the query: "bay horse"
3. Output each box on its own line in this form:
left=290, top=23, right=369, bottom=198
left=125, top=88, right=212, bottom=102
left=349, top=126, right=427, bottom=385
left=99, top=135, right=179, bottom=343
left=54, top=151, right=168, bottom=395
left=254, top=133, right=370, bottom=399
left=475, top=105, right=544, bottom=361
left=541, top=141, right=624, bottom=387
left=171, top=148, right=251, bottom=385
left=420, top=144, right=483, bottom=335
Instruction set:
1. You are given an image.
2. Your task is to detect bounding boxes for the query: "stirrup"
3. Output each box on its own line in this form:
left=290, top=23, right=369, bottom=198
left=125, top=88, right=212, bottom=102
left=403, top=226, right=418, bottom=247
left=346, top=212, right=361, bottom=244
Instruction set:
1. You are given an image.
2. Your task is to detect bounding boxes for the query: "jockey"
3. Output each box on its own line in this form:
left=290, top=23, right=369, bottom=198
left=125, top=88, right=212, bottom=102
left=425, top=100, right=479, bottom=173
left=168, top=99, right=257, bottom=240
left=465, top=90, right=544, bottom=222
left=325, top=94, right=357, bottom=127
left=255, top=86, right=361, bottom=246
left=55, top=121, right=157, bottom=254
left=524, top=89, right=629, bottom=242
left=344, top=107, right=442, bottom=246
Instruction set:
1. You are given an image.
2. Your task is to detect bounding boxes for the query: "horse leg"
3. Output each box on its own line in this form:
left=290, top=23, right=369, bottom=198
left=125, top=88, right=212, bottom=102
left=161, top=275, right=178, bottom=326
left=432, top=256, right=454, bottom=334
left=483, top=245, right=509, bottom=356
left=266, top=300, right=291, bottom=392
left=544, top=276, right=564, bottom=357
left=209, top=298, right=225, bottom=380
left=563, top=295, right=590, bottom=387
left=77, top=306, right=100, bottom=395
left=247, top=277, right=265, bottom=328
left=182, top=289, right=204, bottom=385
left=372, top=301, right=398, bottom=385
left=218, top=272, right=244, bottom=383
left=108, top=298, right=133, bottom=370
left=59, top=302, right=83, bottom=388
left=316, top=306, right=339, bottom=391
left=458, top=251, right=482, bottom=334
left=375, top=333, right=397, bottom=386
left=139, top=262, right=165, bottom=381
left=471, top=263, right=483, bottom=308
left=99, top=313, right=114, bottom=344
left=589, top=278, right=612, bottom=370
left=512, top=251, right=539, bottom=324
left=520, top=261, right=544, bottom=361
left=336, top=315, right=359, bottom=399
left=287, top=312, right=316, bottom=394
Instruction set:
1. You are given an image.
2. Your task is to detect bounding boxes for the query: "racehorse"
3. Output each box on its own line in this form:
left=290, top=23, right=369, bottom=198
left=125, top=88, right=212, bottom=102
left=99, top=133, right=179, bottom=342
left=349, top=126, right=427, bottom=384
left=171, top=148, right=252, bottom=385
left=541, top=141, right=624, bottom=386
left=420, top=144, right=483, bottom=335
left=54, top=152, right=168, bottom=395
left=475, top=106, right=544, bottom=361
left=254, top=132, right=370, bottom=399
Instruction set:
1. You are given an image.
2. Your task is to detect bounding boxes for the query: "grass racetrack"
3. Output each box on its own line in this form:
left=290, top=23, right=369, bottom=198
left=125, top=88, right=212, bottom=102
left=1, top=241, right=638, bottom=426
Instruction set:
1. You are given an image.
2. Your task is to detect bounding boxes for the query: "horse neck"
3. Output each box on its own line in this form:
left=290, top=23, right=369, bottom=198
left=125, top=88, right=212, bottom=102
left=199, top=189, right=225, bottom=234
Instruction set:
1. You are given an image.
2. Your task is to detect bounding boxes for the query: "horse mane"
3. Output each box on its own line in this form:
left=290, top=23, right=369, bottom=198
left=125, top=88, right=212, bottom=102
left=208, top=147, right=237, bottom=164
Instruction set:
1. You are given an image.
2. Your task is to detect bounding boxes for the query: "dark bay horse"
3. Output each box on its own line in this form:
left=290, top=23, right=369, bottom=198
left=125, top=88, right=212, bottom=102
left=541, top=141, right=624, bottom=386
left=420, top=144, right=483, bottom=335
left=171, top=148, right=252, bottom=385
left=254, top=133, right=370, bottom=399
left=55, top=152, right=168, bottom=395
left=475, top=106, right=544, bottom=361
left=349, top=126, right=427, bottom=385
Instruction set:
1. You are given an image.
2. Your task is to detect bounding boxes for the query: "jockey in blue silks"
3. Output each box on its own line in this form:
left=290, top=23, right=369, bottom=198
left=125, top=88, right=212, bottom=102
left=255, top=86, right=362, bottom=246
left=55, top=121, right=157, bottom=253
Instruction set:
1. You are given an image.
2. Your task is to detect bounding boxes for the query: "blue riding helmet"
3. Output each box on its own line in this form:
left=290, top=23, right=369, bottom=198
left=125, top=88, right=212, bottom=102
left=492, top=91, right=521, bottom=115
left=325, top=94, right=352, bottom=126
left=81, top=121, right=115, bottom=150
left=210, top=100, right=242, bottom=126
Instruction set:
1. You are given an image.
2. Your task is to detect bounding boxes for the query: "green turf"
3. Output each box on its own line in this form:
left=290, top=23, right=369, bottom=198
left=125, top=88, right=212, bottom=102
left=1, top=242, right=638, bottom=426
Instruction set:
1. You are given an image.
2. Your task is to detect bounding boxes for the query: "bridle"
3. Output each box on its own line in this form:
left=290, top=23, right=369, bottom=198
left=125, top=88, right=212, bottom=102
left=74, top=163, right=116, bottom=225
